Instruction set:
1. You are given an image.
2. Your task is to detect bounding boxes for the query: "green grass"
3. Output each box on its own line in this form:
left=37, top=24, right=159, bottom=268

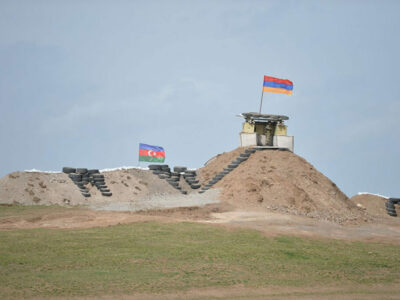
left=0, top=212, right=399, bottom=298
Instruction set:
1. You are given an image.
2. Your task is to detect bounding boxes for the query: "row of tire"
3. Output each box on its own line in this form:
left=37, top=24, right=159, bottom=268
left=149, top=165, right=200, bottom=194
left=199, top=148, right=257, bottom=193
left=385, top=198, right=399, bottom=217
left=62, top=167, right=112, bottom=197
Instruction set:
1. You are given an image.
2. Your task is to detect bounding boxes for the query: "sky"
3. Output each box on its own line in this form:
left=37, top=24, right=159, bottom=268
left=0, top=0, right=399, bottom=197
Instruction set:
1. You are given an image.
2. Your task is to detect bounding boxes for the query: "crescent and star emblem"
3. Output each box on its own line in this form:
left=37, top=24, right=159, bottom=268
left=148, top=150, right=155, bottom=157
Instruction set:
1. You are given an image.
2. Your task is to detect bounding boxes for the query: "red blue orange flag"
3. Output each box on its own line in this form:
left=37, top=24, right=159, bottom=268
left=263, top=75, right=293, bottom=95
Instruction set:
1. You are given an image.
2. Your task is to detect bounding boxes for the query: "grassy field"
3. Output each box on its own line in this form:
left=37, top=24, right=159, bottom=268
left=0, top=206, right=400, bottom=298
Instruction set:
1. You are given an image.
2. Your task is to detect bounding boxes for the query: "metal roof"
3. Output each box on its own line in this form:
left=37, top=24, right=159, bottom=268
left=238, top=112, right=289, bottom=122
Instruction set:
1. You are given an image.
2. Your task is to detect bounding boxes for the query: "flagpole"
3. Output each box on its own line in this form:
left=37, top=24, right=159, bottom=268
left=259, top=80, right=264, bottom=114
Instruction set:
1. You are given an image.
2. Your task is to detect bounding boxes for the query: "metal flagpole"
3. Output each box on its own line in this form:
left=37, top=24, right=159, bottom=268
left=259, top=79, right=264, bottom=114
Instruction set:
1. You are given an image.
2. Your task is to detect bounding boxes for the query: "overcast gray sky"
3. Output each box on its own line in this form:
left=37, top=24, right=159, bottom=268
left=0, top=0, right=399, bottom=197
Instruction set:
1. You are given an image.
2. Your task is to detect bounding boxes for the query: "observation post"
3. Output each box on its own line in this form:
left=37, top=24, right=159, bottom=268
left=238, top=112, right=294, bottom=152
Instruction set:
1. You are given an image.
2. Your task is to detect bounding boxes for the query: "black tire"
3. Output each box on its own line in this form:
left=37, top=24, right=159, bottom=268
left=149, top=165, right=162, bottom=170
left=198, top=190, right=205, bottom=194
left=174, top=166, right=187, bottom=173
left=69, top=173, right=82, bottom=179
left=160, top=165, right=170, bottom=171
left=81, top=192, right=91, bottom=197
left=87, top=169, right=99, bottom=174
left=167, top=177, right=179, bottom=182
left=171, top=172, right=180, bottom=177
left=62, top=167, right=76, bottom=174
left=92, top=174, right=104, bottom=179
left=385, top=202, right=395, bottom=209
left=191, top=184, right=201, bottom=189
left=185, top=170, right=197, bottom=175
left=94, top=178, right=105, bottom=182
left=180, top=190, right=188, bottom=195
left=102, top=192, right=112, bottom=197
left=158, top=174, right=168, bottom=179
left=240, top=153, right=251, bottom=158
left=228, top=164, right=238, bottom=169
left=100, top=188, right=110, bottom=192
left=96, top=185, right=107, bottom=189
left=389, top=198, right=400, bottom=204
left=76, top=168, right=88, bottom=174
left=169, top=182, right=179, bottom=187
left=187, top=179, right=199, bottom=184
left=153, top=170, right=162, bottom=175
left=387, top=211, right=397, bottom=217
left=201, top=187, right=209, bottom=190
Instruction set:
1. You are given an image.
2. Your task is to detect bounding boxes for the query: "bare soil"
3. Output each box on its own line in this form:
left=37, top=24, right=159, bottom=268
left=44, top=284, right=400, bottom=300
left=0, top=147, right=399, bottom=243
left=1, top=203, right=400, bottom=244
left=349, top=193, right=389, bottom=216
left=199, top=148, right=369, bottom=224
left=0, top=168, right=200, bottom=208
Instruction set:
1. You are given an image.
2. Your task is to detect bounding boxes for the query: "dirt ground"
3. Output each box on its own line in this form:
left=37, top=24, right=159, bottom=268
left=0, top=168, right=182, bottom=207
left=51, top=284, right=400, bottom=300
left=1, top=202, right=400, bottom=245
left=199, top=148, right=367, bottom=224
left=17, top=284, right=400, bottom=300
left=1, top=148, right=396, bottom=226
left=0, top=147, right=399, bottom=243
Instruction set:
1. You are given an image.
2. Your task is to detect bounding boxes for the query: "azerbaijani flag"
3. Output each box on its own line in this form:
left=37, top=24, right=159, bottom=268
left=263, top=75, right=293, bottom=95
left=139, top=143, right=165, bottom=163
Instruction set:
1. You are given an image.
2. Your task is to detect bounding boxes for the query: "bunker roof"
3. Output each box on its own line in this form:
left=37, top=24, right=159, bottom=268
left=239, top=112, right=289, bottom=123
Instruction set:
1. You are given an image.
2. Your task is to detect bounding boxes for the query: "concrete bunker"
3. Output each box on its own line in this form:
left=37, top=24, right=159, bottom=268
left=238, top=112, right=294, bottom=151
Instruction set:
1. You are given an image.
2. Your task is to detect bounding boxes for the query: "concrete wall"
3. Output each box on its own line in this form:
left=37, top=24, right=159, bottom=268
left=273, top=136, right=294, bottom=152
left=241, top=133, right=294, bottom=152
left=239, top=133, right=257, bottom=147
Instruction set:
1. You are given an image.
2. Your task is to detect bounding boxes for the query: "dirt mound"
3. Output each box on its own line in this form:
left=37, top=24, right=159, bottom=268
left=0, top=169, right=181, bottom=207
left=349, top=194, right=389, bottom=217
left=199, top=148, right=369, bottom=224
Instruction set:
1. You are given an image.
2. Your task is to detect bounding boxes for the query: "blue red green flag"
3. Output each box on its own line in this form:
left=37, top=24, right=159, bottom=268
left=139, top=143, right=165, bottom=163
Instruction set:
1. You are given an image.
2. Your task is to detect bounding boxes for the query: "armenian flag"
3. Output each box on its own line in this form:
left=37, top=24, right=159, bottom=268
left=139, top=143, right=165, bottom=163
left=263, top=75, right=293, bottom=95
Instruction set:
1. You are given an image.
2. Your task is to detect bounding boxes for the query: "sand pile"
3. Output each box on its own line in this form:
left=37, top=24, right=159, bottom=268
left=199, top=148, right=368, bottom=224
left=349, top=194, right=389, bottom=217
left=0, top=169, right=181, bottom=207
